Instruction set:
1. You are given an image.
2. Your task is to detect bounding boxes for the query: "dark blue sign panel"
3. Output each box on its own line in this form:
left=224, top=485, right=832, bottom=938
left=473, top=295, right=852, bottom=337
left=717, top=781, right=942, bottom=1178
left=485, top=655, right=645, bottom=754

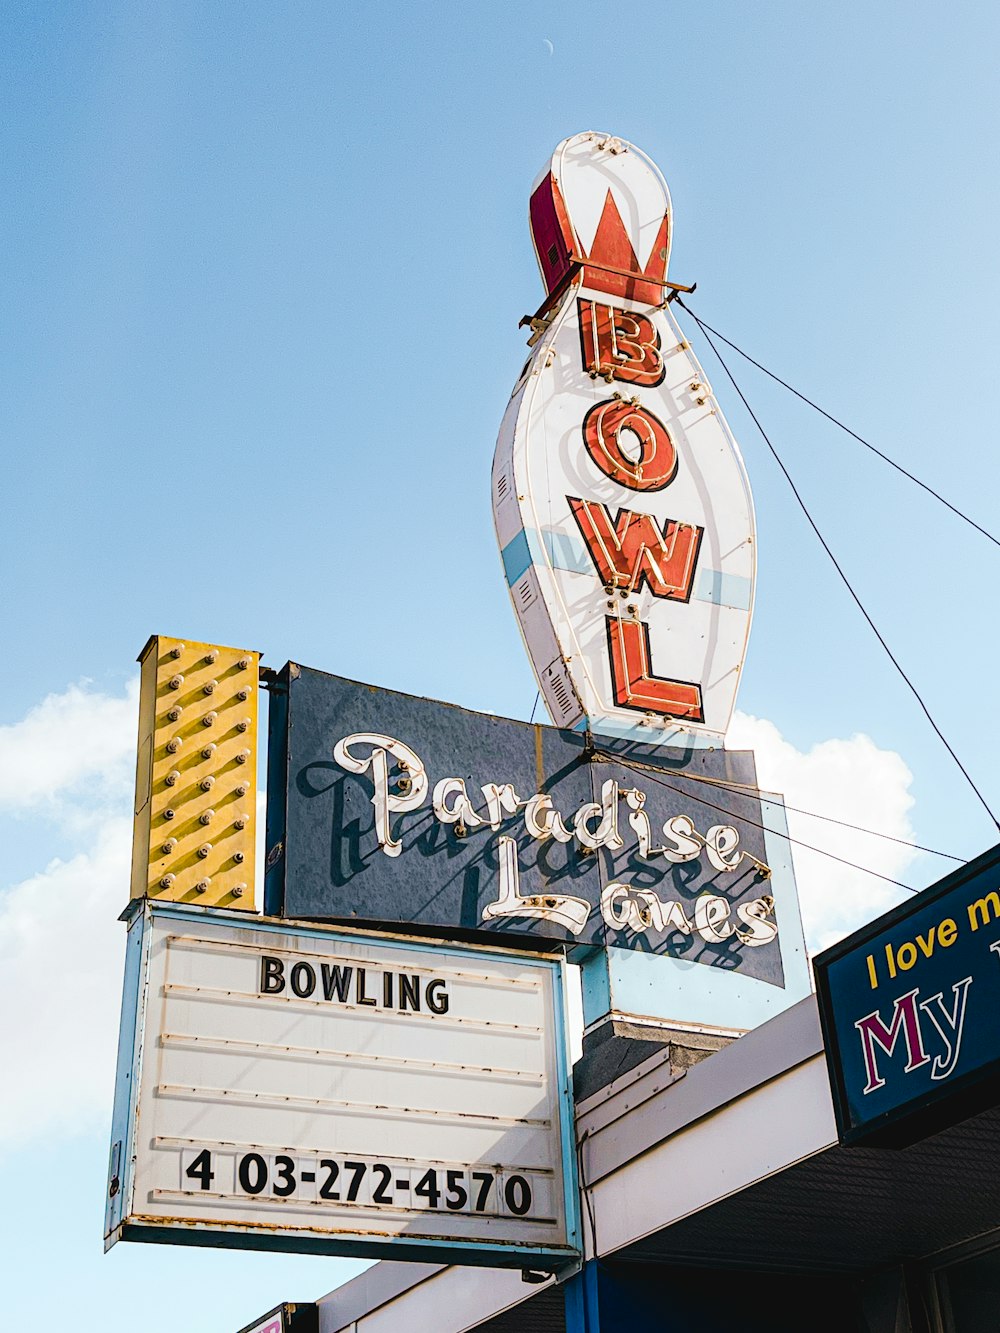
left=815, top=844, right=1000, bottom=1147
left=265, top=664, right=787, bottom=985
left=236, top=1304, right=317, bottom=1333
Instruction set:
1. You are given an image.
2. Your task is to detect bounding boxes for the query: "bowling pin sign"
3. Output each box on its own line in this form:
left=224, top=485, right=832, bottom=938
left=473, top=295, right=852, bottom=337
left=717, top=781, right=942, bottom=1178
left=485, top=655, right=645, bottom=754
left=493, top=131, right=756, bottom=746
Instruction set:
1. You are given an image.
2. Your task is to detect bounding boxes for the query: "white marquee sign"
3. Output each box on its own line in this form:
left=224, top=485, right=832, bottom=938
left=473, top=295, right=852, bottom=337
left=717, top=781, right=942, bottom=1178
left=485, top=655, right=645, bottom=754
left=494, top=130, right=755, bottom=745
left=105, top=902, right=579, bottom=1267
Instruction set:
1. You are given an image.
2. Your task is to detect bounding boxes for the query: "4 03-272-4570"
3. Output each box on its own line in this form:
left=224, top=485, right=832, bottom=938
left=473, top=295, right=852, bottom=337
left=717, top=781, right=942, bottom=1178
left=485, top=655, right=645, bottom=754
left=179, top=1147, right=538, bottom=1219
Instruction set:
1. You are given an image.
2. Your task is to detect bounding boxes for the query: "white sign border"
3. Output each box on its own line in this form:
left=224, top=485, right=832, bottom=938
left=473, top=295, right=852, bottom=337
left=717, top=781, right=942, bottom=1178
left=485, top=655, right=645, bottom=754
left=104, top=900, right=581, bottom=1270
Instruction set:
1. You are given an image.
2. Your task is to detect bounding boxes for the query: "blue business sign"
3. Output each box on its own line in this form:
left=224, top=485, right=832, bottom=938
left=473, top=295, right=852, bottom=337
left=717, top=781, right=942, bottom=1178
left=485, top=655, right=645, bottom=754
left=814, top=843, right=1000, bottom=1147
left=264, top=664, right=793, bottom=987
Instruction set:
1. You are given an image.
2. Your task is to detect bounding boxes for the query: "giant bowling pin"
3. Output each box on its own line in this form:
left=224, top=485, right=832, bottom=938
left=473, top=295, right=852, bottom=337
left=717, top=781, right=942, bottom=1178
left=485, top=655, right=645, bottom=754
left=493, top=131, right=755, bottom=747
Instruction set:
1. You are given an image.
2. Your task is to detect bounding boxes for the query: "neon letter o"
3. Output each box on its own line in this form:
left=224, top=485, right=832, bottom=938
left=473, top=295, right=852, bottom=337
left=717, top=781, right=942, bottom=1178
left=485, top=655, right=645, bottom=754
left=582, top=399, right=677, bottom=492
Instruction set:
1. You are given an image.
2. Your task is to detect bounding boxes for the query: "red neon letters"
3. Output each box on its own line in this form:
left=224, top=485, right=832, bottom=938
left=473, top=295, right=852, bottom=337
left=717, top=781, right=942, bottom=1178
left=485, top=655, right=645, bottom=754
left=572, top=297, right=705, bottom=722
left=581, top=398, right=677, bottom=492
left=578, top=298, right=665, bottom=387
left=568, top=498, right=702, bottom=600
left=606, top=619, right=704, bottom=722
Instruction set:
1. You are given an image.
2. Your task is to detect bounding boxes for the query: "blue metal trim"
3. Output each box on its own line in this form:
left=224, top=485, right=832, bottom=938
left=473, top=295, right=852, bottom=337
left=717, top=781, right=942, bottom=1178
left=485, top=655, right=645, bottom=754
left=506, top=527, right=747, bottom=591
left=105, top=903, right=152, bottom=1249
left=758, top=793, right=814, bottom=1006
left=263, top=667, right=290, bottom=916
left=542, top=527, right=592, bottom=575
left=564, top=1260, right=601, bottom=1332
left=501, top=530, right=533, bottom=585
left=503, top=526, right=593, bottom=582
left=581, top=948, right=612, bottom=1029
left=118, top=1219, right=579, bottom=1266
left=553, top=947, right=583, bottom=1258
left=694, top=566, right=753, bottom=610
left=586, top=712, right=717, bottom=749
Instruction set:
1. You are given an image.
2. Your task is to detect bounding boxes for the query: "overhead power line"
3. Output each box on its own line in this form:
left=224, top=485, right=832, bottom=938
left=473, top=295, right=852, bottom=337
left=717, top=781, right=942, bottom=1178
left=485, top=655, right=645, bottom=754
left=595, top=750, right=964, bottom=863
left=675, top=299, right=1000, bottom=838
left=674, top=303, right=1000, bottom=550
left=593, top=748, right=919, bottom=893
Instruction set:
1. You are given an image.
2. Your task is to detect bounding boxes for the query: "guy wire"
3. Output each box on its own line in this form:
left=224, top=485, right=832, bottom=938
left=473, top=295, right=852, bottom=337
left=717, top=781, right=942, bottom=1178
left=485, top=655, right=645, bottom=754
left=592, top=748, right=918, bottom=892
left=596, top=750, right=964, bottom=863
left=674, top=301, right=1000, bottom=550
left=676, top=300, right=1000, bottom=838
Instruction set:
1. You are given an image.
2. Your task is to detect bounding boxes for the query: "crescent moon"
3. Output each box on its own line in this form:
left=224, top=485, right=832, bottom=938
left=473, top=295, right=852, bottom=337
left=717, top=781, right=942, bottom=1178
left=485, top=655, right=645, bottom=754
left=543, top=37, right=554, bottom=55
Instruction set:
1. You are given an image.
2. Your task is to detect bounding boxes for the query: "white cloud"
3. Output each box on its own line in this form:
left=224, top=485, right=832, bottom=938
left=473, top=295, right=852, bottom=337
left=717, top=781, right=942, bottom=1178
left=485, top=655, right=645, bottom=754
left=729, top=711, right=919, bottom=953
left=0, top=817, right=130, bottom=1144
left=0, top=680, right=139, bottom=816
left=0, top=679, right=140, bottom=1146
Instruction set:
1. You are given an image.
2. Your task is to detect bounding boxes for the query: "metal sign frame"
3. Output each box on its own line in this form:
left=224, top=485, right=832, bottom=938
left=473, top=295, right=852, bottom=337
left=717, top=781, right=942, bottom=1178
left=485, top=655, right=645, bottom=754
left=105, top=900, right=580, bottom=1268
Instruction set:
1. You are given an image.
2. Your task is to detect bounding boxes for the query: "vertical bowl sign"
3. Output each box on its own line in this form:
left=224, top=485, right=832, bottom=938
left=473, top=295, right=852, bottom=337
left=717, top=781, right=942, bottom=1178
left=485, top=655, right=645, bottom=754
left=494, top=131, right=755, bottom=747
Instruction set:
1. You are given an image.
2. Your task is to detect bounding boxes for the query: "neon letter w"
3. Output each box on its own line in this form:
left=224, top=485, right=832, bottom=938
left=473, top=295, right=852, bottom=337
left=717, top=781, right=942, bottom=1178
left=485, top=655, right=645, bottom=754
left=568, top=497, right=703, bottom=599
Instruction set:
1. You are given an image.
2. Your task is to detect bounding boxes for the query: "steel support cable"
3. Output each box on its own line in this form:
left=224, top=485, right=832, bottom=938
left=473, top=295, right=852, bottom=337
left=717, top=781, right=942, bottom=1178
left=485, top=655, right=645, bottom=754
left=674, top=300, right=1000, bottom=551
left=591, top=749, right=918, bottom=892
left=593, top=750, right=964, bottom=863
left=576, top=1127, right=598, bottom=1264
left=676, top=302, right=1000, bottom=839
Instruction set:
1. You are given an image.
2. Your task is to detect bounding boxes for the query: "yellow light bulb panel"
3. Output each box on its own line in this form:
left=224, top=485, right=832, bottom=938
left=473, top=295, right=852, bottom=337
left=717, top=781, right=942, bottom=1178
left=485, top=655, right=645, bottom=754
left=130, top=635, right=259, bottom=910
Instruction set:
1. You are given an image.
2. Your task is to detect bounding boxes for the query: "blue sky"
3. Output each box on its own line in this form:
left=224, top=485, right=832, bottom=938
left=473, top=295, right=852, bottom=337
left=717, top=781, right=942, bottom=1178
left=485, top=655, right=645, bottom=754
left=3, top=3, right=1000, bottom=1328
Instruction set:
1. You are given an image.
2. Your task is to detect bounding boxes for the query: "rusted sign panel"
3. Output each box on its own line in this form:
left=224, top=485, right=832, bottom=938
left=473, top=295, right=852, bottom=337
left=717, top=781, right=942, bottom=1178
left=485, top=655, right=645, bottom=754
left=105, top=901, right=579, bottom=1266
left=265, top=664, right=791, bottom=988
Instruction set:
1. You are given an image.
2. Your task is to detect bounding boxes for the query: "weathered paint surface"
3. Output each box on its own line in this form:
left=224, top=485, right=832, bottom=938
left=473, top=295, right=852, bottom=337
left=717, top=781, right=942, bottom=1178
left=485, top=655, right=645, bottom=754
left=494, top=131, right=755, bottom=746
left=265, top=664, right=798, bottom=989
left=130, top=634, right=259, bottom=910
left=105, top=901, right=579, bottom=1267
